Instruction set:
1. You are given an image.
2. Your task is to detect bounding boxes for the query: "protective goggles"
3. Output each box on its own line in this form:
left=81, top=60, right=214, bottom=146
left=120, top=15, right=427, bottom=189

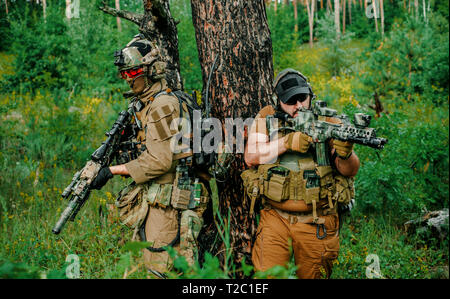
left=284, top=93, right=309, bottom=105
left=120, top=67, right=144, bottom=79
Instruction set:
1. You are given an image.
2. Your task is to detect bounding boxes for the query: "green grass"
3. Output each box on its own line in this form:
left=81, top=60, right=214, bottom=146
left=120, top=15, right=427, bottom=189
left=334, top=211, right=449, bottom=279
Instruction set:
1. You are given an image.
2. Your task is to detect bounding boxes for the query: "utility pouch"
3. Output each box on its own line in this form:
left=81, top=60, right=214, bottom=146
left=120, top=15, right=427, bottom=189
left=317, top=165, right=335, bottom=208
left=334, top=174, right=355, bottom=205
left=171, top=170, right=191, bottom=210
left=302, top=169, right=320, bottom=205
left=115, top=183, right=148, bottom=229
left=240, top=169, right=261, bottom=214
left=258, top=164, right=290, bottom=202
left=171, top=185, right=191, bottom=210
left=187, top=179, right=209, bottom=211
left=288, top=171, right=304, bottom=201
left=144, top=181, right=173, bottom=208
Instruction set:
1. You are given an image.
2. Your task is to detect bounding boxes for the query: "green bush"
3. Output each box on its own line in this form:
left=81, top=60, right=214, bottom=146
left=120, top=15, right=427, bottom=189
left=351, top=108, right=449, bottom=220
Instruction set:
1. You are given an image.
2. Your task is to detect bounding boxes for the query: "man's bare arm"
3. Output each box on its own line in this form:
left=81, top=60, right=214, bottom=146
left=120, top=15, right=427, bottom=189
left=332, top=148, right=360, bottom=177
left=244, top=132, right=288, bottom=167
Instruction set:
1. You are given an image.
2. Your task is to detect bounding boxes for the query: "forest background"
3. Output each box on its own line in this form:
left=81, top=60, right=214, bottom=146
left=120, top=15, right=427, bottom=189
left=0, top=0, right=448, bottom=279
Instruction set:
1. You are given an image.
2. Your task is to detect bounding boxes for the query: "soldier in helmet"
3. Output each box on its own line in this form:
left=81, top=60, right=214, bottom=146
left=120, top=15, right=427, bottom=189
left=244, top=69, right=360, bottom=278
left=91, top=34, right=208, bottom=278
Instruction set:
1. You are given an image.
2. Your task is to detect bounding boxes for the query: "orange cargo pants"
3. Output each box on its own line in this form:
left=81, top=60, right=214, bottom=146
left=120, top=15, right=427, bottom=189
left=252, top=207, right=340, bottom=279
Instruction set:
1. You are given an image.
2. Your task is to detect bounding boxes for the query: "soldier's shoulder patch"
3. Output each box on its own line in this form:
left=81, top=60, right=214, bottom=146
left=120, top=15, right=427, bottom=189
left=147, top=102, right=178, bottom=141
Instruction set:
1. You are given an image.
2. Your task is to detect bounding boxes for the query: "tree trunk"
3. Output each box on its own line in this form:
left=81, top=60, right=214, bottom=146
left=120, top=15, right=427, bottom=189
left=306, top=0, right=315, bottom=47
left=275, top=0, right=278, bottom=13
left=327, top=0, right=332, bottom=12
left=4, top=0, right=8, bottom=14
left=373, top=0, right=379, bottom=33
left=335, top=0, right=340, bottom=39
left=42, top=0, right=46, bottom=20
left=380, top=0, right=384, bottom=37
left=342, top=0, right=346, bottom=34
left=348, top=0, right=352, bottom=25
left=321, top=0, right=324, bottom=10
left=66, top=0, right=71, bottom=19
left=100, top=0, right=182, bottom=90
left=422, top=0, right=426, bottom=22
left=115, top=0, right=122, bottom=32
left=293, top=0, right=299, bottom=32
left=414, top=0, right=418, bottom=20
left=190, top=0, right=273, bottom=276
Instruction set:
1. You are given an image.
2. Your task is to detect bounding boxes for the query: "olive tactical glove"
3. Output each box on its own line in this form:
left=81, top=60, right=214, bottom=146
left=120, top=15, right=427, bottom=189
left=333, top=140, right=354, bottom=159
left=91, top=167, right=113, bottom=190
left=284, top=132, right=313, bottom=153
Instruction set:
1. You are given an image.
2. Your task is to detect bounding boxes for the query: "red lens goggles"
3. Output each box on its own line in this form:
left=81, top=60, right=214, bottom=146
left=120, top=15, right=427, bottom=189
left=120, top=68, right=143, bottom=79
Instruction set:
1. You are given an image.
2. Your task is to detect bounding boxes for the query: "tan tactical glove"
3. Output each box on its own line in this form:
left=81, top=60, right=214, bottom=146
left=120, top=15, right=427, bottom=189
left=333, top=140, right=354, bottom=159
left=284, top=132, right=313, bottom=153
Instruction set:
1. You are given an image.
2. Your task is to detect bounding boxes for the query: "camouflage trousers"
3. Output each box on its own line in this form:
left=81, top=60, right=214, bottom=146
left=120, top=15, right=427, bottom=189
left=142, top=205, right=203, bottom=276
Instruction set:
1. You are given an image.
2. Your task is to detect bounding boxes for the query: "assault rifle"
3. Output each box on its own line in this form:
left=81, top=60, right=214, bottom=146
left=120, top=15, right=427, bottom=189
left=268, top=100, right=388, bottom=166
left=52, top=102, right=139, bottom=235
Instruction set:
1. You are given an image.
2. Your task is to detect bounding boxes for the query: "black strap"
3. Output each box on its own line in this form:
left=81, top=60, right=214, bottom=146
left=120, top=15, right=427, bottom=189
left=139, top=210, right=181, bottom=252
left=316, top=223, right=327, bottom=240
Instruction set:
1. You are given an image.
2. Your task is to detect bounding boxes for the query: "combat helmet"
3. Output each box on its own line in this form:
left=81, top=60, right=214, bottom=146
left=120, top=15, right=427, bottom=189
left=114, top=34, right=166, bottom=82
left=271, top=68, right=316, bottom=108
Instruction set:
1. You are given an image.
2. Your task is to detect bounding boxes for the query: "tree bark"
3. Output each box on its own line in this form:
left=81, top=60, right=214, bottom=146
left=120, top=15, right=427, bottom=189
left=306, top=0, right=315, bottom=47
left=373, top=0, right=379, bottom=33
left=348, top=0, right=352, bottom=25
left=293, top=0, right=299, bottom=32
left=4, top=0, right=8, bottom=14
left=335, top=0, right=340, bottom=39
left=414, top=0, right=418, bottom=20
left=66, top=0, right=71, bottom=19
left=342, top=0, right=346, bottom=34
left=42, top=0, right=46, bottom=20
left=115, top=0, right=122, bottom=32
left=380, top=0, right=384, bottom=37
left=190, top=0, right=273, bottom=276
left=100, top=0, right=182, bottom=90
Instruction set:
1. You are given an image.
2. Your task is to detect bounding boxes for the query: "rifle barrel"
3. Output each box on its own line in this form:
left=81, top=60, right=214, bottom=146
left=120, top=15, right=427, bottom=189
left=52, top=197, right=79, bottom=235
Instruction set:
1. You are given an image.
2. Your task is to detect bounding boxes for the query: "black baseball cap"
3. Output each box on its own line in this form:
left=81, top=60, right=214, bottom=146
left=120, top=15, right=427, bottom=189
left=274, top=72, right=311, bottom=104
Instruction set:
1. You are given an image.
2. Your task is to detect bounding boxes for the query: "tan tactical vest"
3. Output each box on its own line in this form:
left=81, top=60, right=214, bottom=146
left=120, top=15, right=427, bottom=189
left=133, top=88, right=193, bottom=185
left=117, top=86, right=208, bottom=230
left=241, top=105, right=354, bottom=222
